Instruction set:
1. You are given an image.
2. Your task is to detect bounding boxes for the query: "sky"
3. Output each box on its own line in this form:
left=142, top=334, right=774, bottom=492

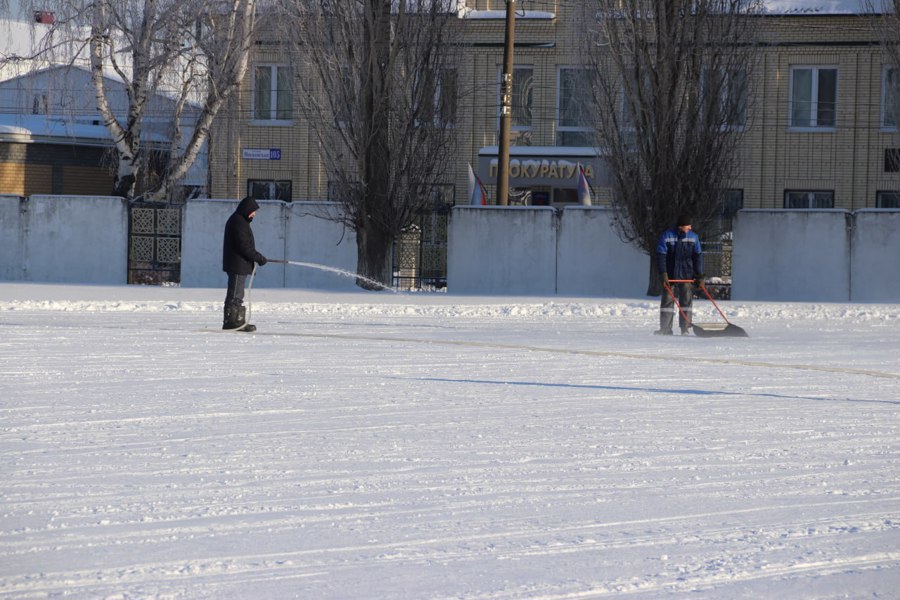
left=1, top=282, right=898, bottom=598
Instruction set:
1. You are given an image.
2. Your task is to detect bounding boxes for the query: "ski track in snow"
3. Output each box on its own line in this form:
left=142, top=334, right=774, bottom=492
left=1, top=285, right=899, bottom=599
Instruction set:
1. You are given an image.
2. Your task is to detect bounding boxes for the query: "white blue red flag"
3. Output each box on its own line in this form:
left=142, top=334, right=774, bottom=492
left=467, top=163, right=487, bottom=206
left=577, top=164, right=592, bottom=206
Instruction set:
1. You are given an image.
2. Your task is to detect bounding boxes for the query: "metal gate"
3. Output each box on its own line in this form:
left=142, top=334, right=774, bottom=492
left=701, top=240, right=733, bottom=300
left=393, top=193, right=453, bottom=290
left=128, top=200, right=182, bottom=284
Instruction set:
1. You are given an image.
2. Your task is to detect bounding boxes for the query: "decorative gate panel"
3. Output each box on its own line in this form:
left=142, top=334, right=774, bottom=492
left=128, top=201, right=182, bottom=284
left=392, top=188, right=453, bottom=290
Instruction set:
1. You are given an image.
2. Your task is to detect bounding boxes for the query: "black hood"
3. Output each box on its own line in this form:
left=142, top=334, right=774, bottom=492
left=236, top=196, right=260, bottom=220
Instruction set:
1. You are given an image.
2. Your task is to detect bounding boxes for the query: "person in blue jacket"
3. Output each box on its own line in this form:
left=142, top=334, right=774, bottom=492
left=655, top=214, right=704, bottom=335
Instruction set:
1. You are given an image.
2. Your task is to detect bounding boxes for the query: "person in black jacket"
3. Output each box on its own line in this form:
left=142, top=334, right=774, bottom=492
left=222, top=196, right=268, bottom=331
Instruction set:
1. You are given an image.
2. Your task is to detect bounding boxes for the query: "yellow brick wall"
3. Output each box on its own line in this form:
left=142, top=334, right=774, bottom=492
left=0, top=163, right=52, bottom=196
left=62, top=166, right=115, bottom=196
left=209, top=7, right=900, bottom=211
left=0, top=161, right=113, bottom=197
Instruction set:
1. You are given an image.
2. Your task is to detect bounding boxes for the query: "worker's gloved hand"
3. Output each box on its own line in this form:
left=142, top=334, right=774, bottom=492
left=660, top=273, right=669, bottom=287
left=694, top=274, right=705, bottom=287
left=257, top=255, right=268, bottom=266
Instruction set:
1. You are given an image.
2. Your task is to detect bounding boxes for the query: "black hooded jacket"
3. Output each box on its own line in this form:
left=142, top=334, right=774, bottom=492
left=222, top=196, right=267, bottom=274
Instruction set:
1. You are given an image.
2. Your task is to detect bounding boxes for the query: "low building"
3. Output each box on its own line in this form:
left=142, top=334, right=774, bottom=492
left=0, top=65, right=207, bottom=199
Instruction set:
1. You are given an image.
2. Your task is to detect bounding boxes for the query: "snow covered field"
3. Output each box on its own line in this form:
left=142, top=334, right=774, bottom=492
left=1, top=282, right=899, bottom=599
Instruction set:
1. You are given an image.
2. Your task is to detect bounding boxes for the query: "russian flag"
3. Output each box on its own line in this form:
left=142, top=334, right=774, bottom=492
left=577, top=163, right=592, bottom=206
left=467, top=163, right=487, bottom=206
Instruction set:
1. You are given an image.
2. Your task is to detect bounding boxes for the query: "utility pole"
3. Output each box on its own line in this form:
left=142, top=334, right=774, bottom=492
left=496, top=0, right=516, bottom=206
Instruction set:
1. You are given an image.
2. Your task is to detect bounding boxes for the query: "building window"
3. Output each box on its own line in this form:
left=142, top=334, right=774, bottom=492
left=557, top=67, right=593, bottom=147
left=248, top=180, right=292, bottom=202
left=721, top=189, right=743, bottom=231
left=884, top=149, right=900, bottom=172
left=882, top=67, right=900, bottom=129
left=32, top=93, right=48, bottom=114
left=723, top=190, right=743, bottom=218
left=552, top=187, right=578, bottom=204
left=438, top=69, right=458, bottom=127
left=418, top=68, right=458, bottom=127
left=253, top=65, right=292, bottom=122
left=789, top=66, right=837, bottom=129
left=876, top=191, right=900, bottom=208
left=620, top=70, right=649, bottom=150
left=703, top=69, right=747, bottom=129
left=498, top=66, right=533, bottom=146
left=784, top=190, right=834, bottom=208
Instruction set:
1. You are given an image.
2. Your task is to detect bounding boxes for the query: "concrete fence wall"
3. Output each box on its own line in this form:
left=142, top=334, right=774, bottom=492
left=446, top=206, right=649, bottom=296
left=448, top=206, right=558, bottom=295
left=450, top=206, right=899, bottom=302
left=732, top=209, right=900, bottom=302
left=851, top=210, right=900, bottom=303
left=0, top=194, right=128, bottom=284
left=180, top=199, right=358, bottom=290
left=556, top=207, right=649, bottom=298
left=2, top=195, right=898, bottom=303
left=0, top=195, right=22, bottom=281
left=733, top=210, right=852, bottom=302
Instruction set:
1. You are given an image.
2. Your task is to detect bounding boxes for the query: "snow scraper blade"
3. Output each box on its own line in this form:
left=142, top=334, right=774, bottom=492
left=691, top=322, right=748, bottom=337
left=665, top=280, right=749, bottom=338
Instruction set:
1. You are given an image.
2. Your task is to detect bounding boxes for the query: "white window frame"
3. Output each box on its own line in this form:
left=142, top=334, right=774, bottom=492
left=252, top=64, right=293, bottom=125
left=556, top=66, right=593, bottom=147
left=247, top=179, right=292, bottom=202
left=789, top=66, right=838, bottom=131
left=876, top=191, right=900, bottom=208
left=881, top=66, right=900, bottom=130
left=784, top=190, right=835, bottom=209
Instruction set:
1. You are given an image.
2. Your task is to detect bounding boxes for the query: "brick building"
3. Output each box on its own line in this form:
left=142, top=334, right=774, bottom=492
left=209, top=3, right=900, bottom=213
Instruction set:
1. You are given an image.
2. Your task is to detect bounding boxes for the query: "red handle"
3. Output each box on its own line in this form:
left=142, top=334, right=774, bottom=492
left=662, top=281, right=693, bottom=327
left=667, top=279, right=734, bottom=325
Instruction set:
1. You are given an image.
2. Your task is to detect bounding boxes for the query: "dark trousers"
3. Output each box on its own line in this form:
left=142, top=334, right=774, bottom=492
left=660, top=282, right=693, bottom=332
left=225, top=273, right=247, bottom=307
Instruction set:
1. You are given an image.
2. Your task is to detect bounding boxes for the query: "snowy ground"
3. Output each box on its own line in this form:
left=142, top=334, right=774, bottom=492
left=1, top=282, right=899, bottom=599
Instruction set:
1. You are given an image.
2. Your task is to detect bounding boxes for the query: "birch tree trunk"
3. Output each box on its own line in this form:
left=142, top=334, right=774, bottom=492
left=18, top=0, right=258, bottom=199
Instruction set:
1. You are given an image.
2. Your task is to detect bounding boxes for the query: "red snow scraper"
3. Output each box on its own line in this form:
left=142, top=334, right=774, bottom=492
left=664, top=279, right=749, bottom=337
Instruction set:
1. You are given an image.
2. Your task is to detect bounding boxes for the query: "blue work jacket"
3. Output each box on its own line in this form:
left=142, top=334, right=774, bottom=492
left=656, top=227, right=703, bottom=280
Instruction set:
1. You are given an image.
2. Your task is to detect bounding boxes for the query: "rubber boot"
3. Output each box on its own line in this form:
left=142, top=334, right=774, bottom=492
left=223, top=303, right=241, bottom=330
left=655, top=311, right=674, bottom=335
left=238, top=306, right=256, bottom=332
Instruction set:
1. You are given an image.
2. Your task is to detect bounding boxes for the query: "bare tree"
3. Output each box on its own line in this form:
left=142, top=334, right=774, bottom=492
left=865, top=0, right=900, bottom=119
left=579, top=0, right=763, bottom=293
left=275, top=0, right=461, bottom=288
left=14, top=0, right=257, bottom=199
left=865, top=1, right=900, bottom=62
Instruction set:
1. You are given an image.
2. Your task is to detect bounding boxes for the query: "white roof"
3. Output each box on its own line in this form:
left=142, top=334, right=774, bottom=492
left=0, top=113, right=170, bottom=145
left=764, top=0, right=870, bottom=13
